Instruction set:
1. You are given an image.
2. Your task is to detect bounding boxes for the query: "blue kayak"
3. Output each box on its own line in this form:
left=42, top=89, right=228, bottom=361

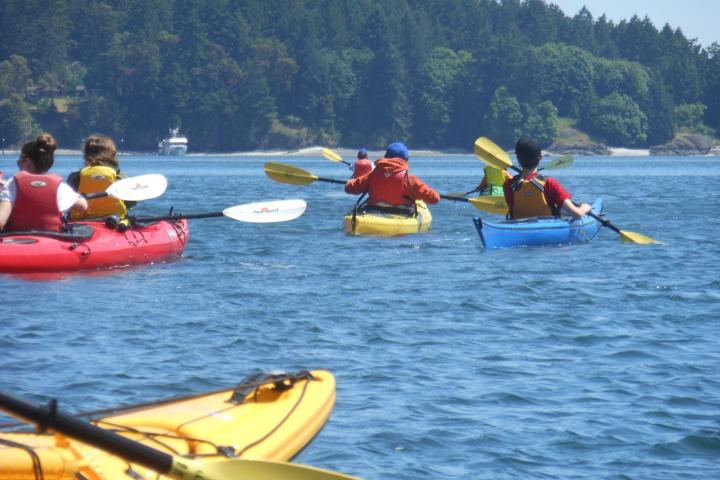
left=473, top=198, right=604, bottom=249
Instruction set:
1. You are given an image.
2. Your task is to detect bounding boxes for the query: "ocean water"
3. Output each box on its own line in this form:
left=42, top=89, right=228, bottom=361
left=1, top=153, right=719, bottom=479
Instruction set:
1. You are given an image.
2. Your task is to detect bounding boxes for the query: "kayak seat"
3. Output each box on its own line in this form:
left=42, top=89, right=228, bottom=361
left=0, top=225, right=95, bottom=242
left=360, top=204, right=416, bottom=217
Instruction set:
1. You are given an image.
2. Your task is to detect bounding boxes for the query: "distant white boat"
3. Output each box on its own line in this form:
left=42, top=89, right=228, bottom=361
left=158, top=128, right=188, bottom=156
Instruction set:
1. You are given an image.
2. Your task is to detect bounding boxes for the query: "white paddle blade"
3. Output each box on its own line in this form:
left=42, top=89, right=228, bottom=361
left=106, top=174, right=168, bottom=201
left=223, top=199, right=307, bottom=223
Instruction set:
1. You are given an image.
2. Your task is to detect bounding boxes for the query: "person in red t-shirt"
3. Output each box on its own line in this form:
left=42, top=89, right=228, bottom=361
left=503, top=138, right=591, bottom=220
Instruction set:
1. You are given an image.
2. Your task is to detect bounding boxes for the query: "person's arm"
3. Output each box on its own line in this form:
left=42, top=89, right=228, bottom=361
left=58, top=183, right=88, bottom=212
left=502, top=179, right=514, bottom=218
left=72, top=195, right=88, bottom=212
left=561, top=198, right=591, bottom=218
left=66, top=171, right=80, bottom=190
left=407, top=175, right=440, bottom=204
left=0, top=200, right=11, bottom=230
left=344, top=171, right=371, bottom=194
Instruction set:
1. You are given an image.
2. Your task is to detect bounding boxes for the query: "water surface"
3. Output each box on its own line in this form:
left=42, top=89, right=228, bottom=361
left=2, top=153, right=719, bottom=479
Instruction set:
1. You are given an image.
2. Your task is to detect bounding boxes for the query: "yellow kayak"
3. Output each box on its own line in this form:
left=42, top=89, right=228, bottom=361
left=343, top=201, right=432, bottom=236
left=0, top=370, right=335, bottom=480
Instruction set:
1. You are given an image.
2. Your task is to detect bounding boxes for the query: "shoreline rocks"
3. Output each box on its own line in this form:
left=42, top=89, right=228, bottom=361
left=649, top=133, right=713, bottom=156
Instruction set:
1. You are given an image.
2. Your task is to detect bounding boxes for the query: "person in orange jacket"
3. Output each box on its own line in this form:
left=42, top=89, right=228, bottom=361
left=352, top=148, right=373, bottom=178
left=344, top=142, right=439, bottom=210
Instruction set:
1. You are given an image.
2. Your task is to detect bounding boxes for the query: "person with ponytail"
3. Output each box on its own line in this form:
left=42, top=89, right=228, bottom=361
left=0, top=133, right=87, bottom=232
left=67, top=134, right=134, bottom=225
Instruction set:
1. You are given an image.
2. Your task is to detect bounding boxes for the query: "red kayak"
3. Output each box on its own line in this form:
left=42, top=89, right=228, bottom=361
left=0, top=220, right=189, bottom=274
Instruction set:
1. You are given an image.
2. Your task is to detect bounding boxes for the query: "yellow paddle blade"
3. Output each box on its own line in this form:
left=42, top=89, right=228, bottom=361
left=172, top=457, right=361, bottom=480
left=264, top=162, right=318, bottom=185
left=467, top=195, right=508, bottom=215
left=544, top=155, right=574, bottom=170
left=321, top=148, right=343, bottom=163
left=474, top=137, right=513, bottom=170
left=619, top=229, right=658, bottom=245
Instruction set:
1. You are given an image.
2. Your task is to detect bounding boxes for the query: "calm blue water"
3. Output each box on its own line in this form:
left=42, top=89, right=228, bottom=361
left=1, top=153, right=719, bottom=479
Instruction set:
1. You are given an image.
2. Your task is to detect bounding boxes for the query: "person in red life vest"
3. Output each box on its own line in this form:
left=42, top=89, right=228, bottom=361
left=0, top=133, right=87, bottom=232
left=503, top=137, right=590, bottom=220
left=344, top=141, right=440, bottom=210
left=352, top=148, right=373, bottom=178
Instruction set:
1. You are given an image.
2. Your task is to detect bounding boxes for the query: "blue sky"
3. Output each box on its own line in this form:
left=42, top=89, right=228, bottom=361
left=550, top=0, right=719, bottom=48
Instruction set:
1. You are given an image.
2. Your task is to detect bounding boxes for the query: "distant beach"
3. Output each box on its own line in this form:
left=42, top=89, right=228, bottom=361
left=0, top=146, right=666, bottom=157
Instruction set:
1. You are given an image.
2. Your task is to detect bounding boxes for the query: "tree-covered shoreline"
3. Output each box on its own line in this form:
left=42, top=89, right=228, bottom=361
left=1, top=0, right=718, bottom=152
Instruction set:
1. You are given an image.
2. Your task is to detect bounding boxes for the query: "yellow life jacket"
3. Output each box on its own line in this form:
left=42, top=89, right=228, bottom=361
left=69, top=165, right=128, bottom=220
left=484, top=166, right=507, bottom=187
left=510, top=175, right=554, bottom=219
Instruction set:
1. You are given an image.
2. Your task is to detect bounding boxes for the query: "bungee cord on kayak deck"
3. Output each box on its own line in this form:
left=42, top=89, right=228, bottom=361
left=0, top=437, right=44, bottom=480
left=0, top=370, right=359, bottom=480
left=1, top=372, right=320, bottom=463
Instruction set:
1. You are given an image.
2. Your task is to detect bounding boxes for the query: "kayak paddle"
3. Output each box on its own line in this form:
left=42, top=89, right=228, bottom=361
left=0, top=390, right=361, bottom=480
left=130, top=199, right=307, bottom=224
left=264, top=162, right=507, bottom=214
left=322, top=148, right=352, bottom=168
left=264, top=161, right=346, bottom=185
left=440, top=194, right=508, bottom=215
left=448, top=155, right=574, bottom=198
left=576, top=203, right=657, bottom=244
left=474, top=136, right=658, bottom=244
left=543, top=155, right=574, bottom=170
left=83, top=174, right=168, bottom=202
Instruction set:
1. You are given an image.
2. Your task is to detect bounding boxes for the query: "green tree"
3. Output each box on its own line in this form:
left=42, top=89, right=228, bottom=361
left=594, top=58, right=649, bottom=101
left=520, top=100, right=559, bottom=147
left=584, top=92, right=648, bottom=146
left=415, top=47, right=472, bottom=147
left=644, top=73, right=675, bottom=145
left=565, top=7, right=597, bottom=53
left=522, top=43, right=595, bottom=116
left=360, top=7, right=412, bottom=146
left=0, top=55, right=33, bottom=98
left=674, top=103, right=712, bottom=134
left=702, top=43, right=720, bottom=133
left=0, top=94, right=35, bottom=145
left=486, top=86, right=523, bottom=148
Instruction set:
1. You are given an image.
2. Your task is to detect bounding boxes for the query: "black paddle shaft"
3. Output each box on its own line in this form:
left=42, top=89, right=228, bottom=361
left=317, top=177, right=346, bottom=185
left=0, top=391, right=173, bottom=474
left=439, top=194, right=471, bottom=204
left=131, top=211, right=224, bottom=222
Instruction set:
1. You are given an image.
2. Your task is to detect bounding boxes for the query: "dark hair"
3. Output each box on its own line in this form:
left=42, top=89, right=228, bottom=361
left=21, top=132, right=57, bottom=173
left=515, top=138, right=541, bottom=170
left=84, top=134, right=119, bottom=170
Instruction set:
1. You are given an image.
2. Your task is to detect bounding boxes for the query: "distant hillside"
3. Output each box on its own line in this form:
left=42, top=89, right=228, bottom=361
left=1, top=0, right=718, bottom=152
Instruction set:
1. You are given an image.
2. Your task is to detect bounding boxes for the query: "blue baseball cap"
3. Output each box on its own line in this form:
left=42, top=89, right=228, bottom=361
left=385, top=142, right=409, bottom=161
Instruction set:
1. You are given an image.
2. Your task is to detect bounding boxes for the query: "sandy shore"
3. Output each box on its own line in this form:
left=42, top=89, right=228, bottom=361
left=607, top=147, right=650, bottom=156
left=0, top=146, right=662, bottom=157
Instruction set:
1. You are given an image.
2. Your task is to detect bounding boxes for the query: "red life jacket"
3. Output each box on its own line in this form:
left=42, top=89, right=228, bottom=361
left=352, top=158, right=373, bottom=178
left=5, top=171, right=63, bottom=232
left=367, top=167, right=411, bottom=206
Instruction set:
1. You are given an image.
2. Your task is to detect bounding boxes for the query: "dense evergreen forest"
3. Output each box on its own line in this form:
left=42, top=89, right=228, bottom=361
left=0, top=0, right=718, bottom=152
